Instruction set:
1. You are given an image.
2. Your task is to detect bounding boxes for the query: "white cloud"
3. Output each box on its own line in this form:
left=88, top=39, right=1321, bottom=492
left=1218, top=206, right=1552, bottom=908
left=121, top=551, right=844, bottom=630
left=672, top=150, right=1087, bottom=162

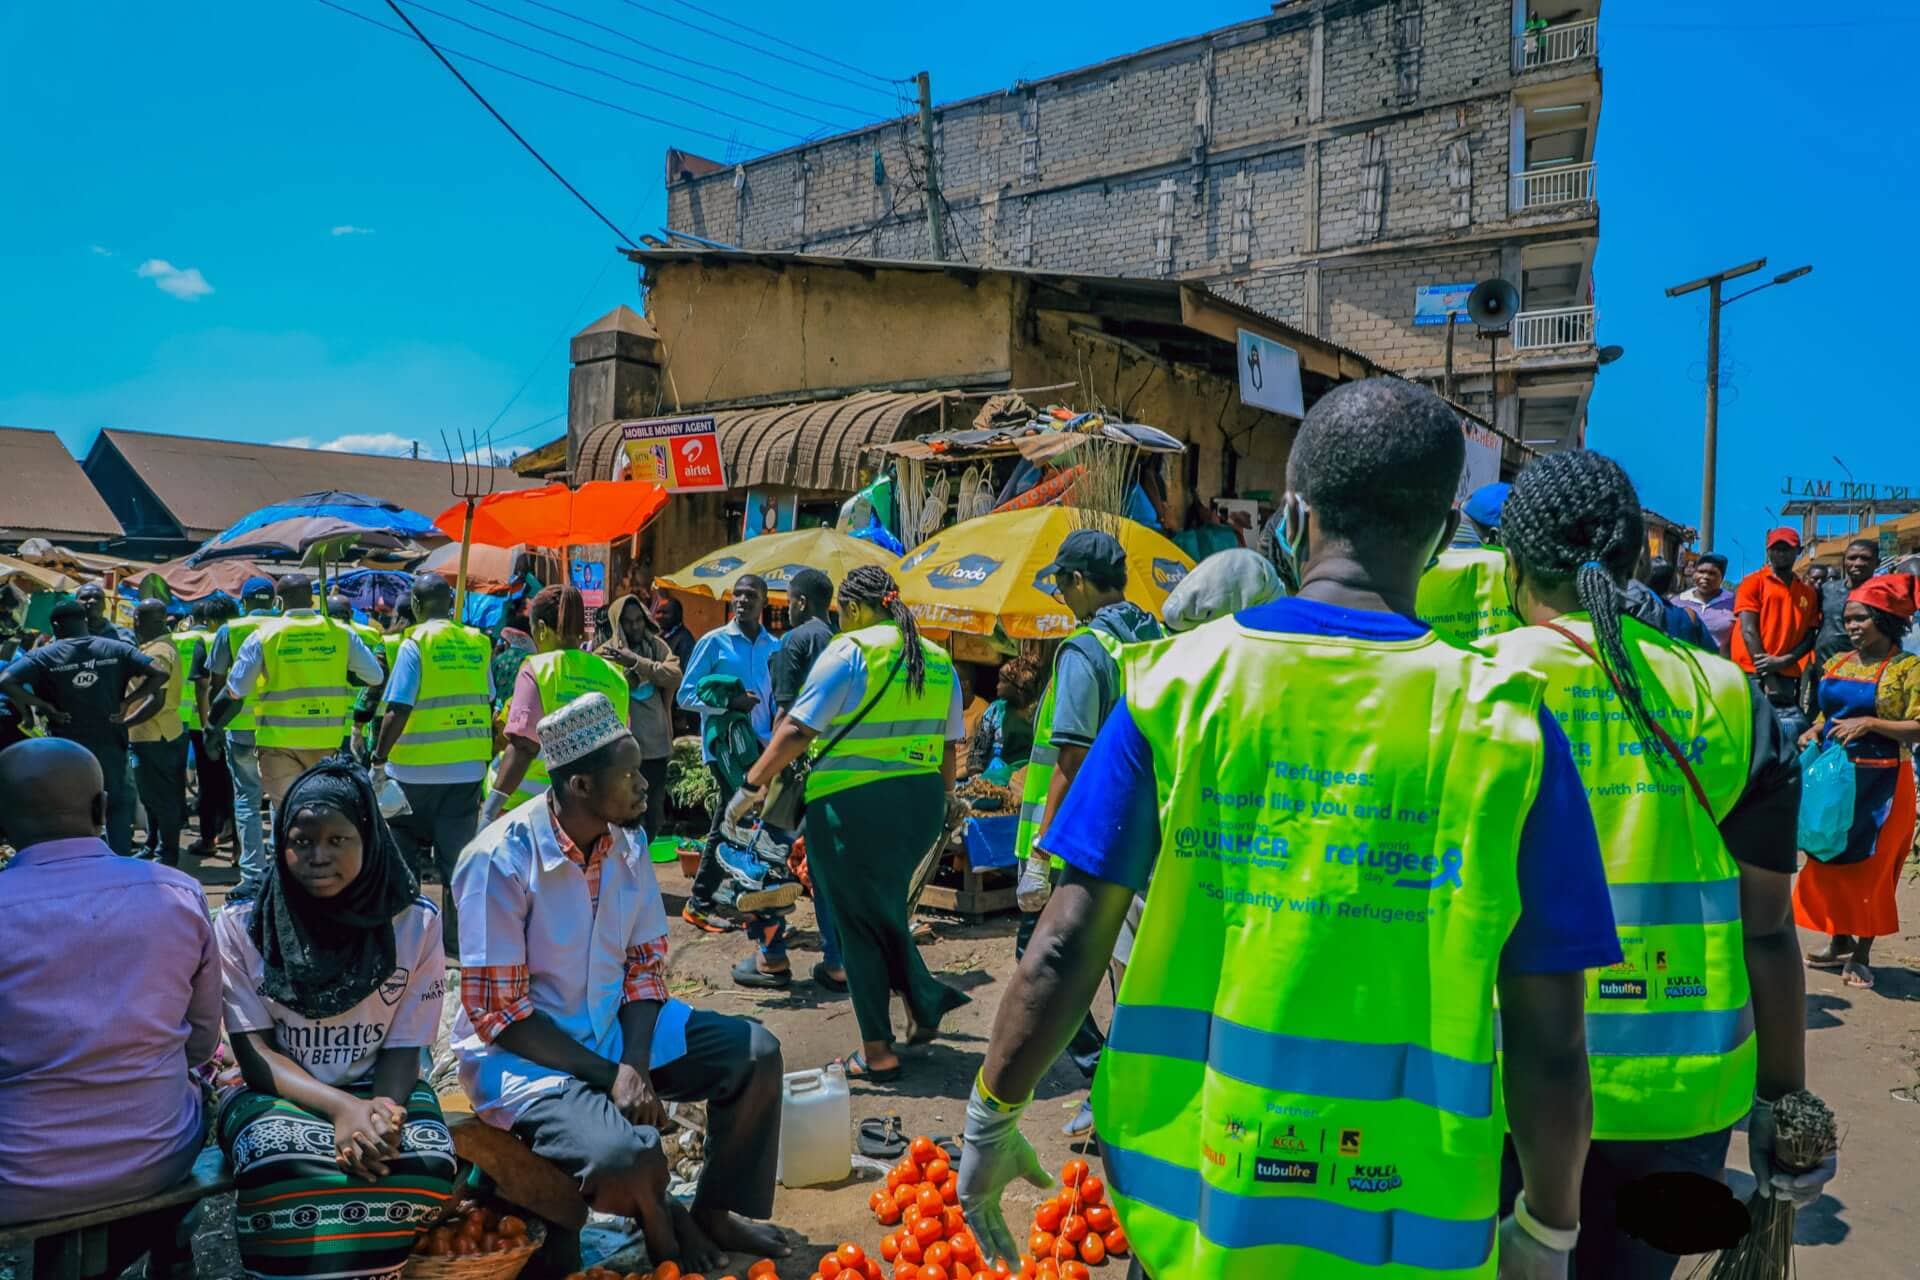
left=330, top=224, right=375, bottom=237
left=275, top=431, right=527, bottom=464
left=89, top=244, right=114, bottom=257
left=136, top=259, right=213, bottom=301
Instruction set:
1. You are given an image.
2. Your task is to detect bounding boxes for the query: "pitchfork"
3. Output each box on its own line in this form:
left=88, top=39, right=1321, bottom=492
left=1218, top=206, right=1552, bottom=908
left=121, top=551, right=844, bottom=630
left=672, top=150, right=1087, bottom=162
left=441, top=428, right=501, bottom=621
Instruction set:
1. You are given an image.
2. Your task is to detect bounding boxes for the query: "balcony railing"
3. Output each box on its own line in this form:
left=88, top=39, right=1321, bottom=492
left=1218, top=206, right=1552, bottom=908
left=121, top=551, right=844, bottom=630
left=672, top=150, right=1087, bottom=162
left=1511, top=306, right=1596, bottom=351
left=1517, top=162, right=1595, bottom=210
left=1515, top=19, right=1598, bottom=71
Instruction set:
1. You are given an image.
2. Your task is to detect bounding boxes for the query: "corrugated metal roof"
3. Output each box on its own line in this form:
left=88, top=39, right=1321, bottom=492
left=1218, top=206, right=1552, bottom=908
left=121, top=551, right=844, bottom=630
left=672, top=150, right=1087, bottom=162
left=0, top=427, right=122, bottom=539
left=577, top=390, right=947, bottom=492
left=94, top=429, right=542, bottom=536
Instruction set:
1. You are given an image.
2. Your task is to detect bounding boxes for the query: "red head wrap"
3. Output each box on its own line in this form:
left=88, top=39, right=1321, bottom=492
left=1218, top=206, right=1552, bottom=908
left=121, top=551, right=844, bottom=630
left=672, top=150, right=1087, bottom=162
left=1848, top=574, right=1920, bottom=621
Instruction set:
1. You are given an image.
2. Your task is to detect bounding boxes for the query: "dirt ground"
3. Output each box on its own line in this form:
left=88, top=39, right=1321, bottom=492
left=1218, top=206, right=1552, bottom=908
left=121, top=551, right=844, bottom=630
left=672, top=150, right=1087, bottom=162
left=8, top=839, right=1917, bottom=1279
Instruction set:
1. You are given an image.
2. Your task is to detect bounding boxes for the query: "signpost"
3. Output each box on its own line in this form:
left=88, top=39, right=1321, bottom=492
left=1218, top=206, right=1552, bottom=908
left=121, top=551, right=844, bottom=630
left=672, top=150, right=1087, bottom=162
left=1414, top=282, right=1477, bottom=326
left=1236, top=329, right=1305, bottom=419
left=614, top=415, right=729, bottom=492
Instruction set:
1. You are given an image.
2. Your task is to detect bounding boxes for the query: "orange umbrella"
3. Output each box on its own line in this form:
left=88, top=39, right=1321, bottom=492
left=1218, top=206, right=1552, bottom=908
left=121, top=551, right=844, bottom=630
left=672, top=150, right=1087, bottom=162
left=432, top=482, right=668, bottom=547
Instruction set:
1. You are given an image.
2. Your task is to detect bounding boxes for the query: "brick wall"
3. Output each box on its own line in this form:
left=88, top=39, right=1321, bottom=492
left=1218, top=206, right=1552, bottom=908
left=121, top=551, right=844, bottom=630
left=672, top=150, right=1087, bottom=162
left=667, top=0, right=1541, bottom=369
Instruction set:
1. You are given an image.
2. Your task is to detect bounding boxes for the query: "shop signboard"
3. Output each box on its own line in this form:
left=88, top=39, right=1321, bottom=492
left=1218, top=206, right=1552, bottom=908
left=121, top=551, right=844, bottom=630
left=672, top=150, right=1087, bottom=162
left=1415, top=282, right=1476, bottom=326
left=614, top=415, right=728, bottom=492
left=1236, top=329, right=1304, bottom=418
left=1457, top=421, right=1504, bottom=504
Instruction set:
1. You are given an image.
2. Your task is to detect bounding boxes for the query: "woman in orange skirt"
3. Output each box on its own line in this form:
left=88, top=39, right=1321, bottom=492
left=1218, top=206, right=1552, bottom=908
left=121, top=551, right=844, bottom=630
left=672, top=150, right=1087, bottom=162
left=1795, top=575, right=1920, bottom=989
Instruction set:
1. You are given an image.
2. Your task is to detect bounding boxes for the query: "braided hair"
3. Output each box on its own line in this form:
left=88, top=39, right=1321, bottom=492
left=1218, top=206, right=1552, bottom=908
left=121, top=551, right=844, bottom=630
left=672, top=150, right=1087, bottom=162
left=839, top=564, right=927, bottom=695
left=529, top=584, right=587, bottom=643
left=1501, top=451, right=1668, bottom=757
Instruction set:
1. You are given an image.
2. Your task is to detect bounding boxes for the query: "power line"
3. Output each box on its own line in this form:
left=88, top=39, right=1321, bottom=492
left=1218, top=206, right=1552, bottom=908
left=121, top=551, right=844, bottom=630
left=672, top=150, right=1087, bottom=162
left=606, top=0, right=899, bottom=101
left=375, top=0, right=638, bottom=245
left=311, top=0, right=753, bottom=146
left=398, top=0, right=808, bottom=142
left=481, top=238, right=632, bottom=437
left=659, top=0, right=901, bottom=86
left=509, top=0, right=877, bottom=125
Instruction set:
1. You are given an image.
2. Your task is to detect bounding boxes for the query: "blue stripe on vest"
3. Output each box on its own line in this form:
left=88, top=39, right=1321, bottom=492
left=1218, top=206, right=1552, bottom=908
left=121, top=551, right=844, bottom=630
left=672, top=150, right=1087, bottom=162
left=1584, top=1004, right=1755, bottom=1057
left=1102, top=1142, right=1495, bottom=1270
left=1607, top=879, right=1741, bottom=927
left=1108, top=1005, right=1494, bottom=1120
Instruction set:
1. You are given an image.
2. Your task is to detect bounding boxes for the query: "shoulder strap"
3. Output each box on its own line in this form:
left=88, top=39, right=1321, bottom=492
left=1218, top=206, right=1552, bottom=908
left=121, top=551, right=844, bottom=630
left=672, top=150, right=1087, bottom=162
left=817, top=648, right=905, bottom=758
left=1541, top=621, right=1714, bottom=816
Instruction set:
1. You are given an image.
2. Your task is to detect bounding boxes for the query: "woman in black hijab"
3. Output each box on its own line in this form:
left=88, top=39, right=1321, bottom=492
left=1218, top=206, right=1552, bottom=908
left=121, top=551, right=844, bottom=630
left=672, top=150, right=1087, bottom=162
left=214, top=756, right=458, bottom=1277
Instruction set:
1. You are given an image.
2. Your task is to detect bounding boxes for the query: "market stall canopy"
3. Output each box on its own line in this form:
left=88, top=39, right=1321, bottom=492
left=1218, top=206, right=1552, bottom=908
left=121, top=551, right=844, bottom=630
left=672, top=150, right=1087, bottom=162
left=145, top=554, right=300, bottom=601
left=413, top=541, right=529, bottom=595
left=433, top=482, right=668, bottom=548
left=659, top=527, right=897, bottom=600
left=0, top=552, right=80, bottom=593
left=190, top=492, right=443, bottom=564
left=12, top=539, right=159, bottom=580
left=894, top=508, right=1193, bottom=638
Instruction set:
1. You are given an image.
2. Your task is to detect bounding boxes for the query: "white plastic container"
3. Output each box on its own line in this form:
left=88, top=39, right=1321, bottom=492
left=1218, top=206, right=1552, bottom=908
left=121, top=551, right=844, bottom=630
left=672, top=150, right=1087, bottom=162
left=776, top=1063, right=851, bottom=1187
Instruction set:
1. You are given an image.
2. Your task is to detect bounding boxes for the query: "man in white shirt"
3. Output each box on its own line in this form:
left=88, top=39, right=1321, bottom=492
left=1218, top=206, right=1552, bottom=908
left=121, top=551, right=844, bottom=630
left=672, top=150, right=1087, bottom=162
left=453, top=694, right=790, bottom=1275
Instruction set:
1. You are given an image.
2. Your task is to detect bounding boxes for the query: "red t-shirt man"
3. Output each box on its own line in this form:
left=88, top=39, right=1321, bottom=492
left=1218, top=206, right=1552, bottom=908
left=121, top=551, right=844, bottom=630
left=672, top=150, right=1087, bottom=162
left=1730, top=527, right=1821, bottom=678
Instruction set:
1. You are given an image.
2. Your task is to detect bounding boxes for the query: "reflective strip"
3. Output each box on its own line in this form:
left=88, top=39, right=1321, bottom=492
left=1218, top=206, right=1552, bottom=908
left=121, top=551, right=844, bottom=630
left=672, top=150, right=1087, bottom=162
left=1108, top=1004, right=1493, bottom=1120
left=256, top=714, right=348, bottom=729
left=1608, top=879, right=1740, bottom=927
left=255, top=685, right=353, bottom=703
left=809, top=753, right=939, bottom=774
left=1103, top=1142, right=1494, bottom=1271
left=1030, top=743, right=1060, bottom=768
left=398, top=727, right=492, bottom=746
left=836, top=716, right=949, bottom=741
left=411, top=693, right=491, bottom=711
left=1585, top=1004, right=1754, bottom=1058
left=1018, top=799, right=1046, bottom=825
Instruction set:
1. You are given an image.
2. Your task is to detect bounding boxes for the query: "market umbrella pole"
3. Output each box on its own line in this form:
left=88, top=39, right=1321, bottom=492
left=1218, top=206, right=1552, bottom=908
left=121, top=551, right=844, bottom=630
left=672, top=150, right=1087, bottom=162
left=454, top=498, right=477, bottom=620
left=443, top=430, right=500, bottom=623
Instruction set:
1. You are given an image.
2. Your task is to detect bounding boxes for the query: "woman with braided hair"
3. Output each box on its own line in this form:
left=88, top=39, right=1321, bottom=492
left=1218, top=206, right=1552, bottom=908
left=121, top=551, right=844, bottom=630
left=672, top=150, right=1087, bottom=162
left=728, top=564, right=970, bottom=1081
left=1488, top=449, right=1822, bottom=1277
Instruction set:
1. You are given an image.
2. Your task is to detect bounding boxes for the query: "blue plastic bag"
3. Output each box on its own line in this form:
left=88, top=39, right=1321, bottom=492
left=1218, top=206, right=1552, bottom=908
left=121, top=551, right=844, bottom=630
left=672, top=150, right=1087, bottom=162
left=1797, top=740, right=1855, bottom=861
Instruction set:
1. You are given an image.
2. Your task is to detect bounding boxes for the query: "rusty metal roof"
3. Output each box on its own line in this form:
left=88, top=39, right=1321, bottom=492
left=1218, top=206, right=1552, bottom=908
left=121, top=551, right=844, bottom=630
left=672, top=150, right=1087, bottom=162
left=0, top=427, right=122, bottom=540
left=577, top=390, right=947, bottom=492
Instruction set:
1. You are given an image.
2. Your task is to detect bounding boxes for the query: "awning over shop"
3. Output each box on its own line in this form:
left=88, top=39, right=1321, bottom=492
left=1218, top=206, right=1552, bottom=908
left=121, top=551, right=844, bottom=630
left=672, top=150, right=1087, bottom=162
left=577, top=389, right=948, bottom=493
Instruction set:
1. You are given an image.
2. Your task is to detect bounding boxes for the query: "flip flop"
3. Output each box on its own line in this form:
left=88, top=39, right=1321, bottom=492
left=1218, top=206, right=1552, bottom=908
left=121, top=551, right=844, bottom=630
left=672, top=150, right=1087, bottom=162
left=731, top=955, right=792, bottom=989
left=857, top=1116, right=908, bottom=1159
left=1843, top=962, right=1876, bottom=990
left=1806, top=954, right=1847, bottom=971
left=836, top=1051, right=902, bottom=1083
left=811, top=962, right=849, bottom=992
left=903, top=1013, right=941, bottom=1046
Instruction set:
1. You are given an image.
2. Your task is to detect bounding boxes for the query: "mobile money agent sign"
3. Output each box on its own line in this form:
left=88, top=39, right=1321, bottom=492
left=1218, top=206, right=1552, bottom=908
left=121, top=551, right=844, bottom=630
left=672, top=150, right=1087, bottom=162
left=613, top=415, right=728, bottom=491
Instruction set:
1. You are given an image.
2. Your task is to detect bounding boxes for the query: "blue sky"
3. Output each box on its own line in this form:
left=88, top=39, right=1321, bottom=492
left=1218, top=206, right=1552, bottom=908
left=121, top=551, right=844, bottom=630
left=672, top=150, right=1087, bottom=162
left=0, top=2, right=1909, bottom=576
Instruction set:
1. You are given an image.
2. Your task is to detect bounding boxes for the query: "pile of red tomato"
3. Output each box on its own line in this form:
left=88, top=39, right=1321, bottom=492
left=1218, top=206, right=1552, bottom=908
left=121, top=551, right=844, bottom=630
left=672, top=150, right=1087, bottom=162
left=837, top=1136, right=1127, bottom=1280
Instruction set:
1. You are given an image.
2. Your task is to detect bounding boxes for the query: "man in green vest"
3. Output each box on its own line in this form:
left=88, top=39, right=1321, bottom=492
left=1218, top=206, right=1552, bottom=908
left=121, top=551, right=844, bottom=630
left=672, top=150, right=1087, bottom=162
left=205, top=576, right=280, bottom=897
left=184, top=597, right=235, bottom=860
left=330, top=591, right=389, bottom=756
left=213, top=574, right=385, bottom=811
left=1487, top=451, right=1830, bottom=1275
left=372, top=573, right=493, bottom=956
left=1012, top=528, right=1163, bottom=1136
left=959, top=379, right=1619, bottom=1280
left=1418, top=481, right=1518, bottom=645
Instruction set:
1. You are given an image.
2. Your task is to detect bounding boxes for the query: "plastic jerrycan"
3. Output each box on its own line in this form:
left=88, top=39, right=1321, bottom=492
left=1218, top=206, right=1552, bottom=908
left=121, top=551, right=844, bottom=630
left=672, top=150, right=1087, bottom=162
left=776, top=1062, right=851, bottom=1187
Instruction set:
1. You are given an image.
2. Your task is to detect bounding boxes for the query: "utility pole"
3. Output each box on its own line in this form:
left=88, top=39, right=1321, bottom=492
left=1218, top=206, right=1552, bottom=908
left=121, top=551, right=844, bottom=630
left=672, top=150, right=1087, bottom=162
left=1665, top=258, right=1811, bottom=552
left=915, top=71, right=947, bottom=260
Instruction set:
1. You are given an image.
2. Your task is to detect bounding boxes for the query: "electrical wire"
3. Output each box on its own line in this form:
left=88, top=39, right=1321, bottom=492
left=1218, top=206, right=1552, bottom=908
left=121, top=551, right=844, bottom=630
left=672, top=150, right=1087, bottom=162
left=311, top=0, right=753, bottom=147
left=657, top=0, right=902, bottom=85
left=397, top=0, right=808, bottom=142
left=509, top=0, right=876, bottom=124
left=606, top=0, right=899, bottom=101
left=480, top=236, right=632, bottom=438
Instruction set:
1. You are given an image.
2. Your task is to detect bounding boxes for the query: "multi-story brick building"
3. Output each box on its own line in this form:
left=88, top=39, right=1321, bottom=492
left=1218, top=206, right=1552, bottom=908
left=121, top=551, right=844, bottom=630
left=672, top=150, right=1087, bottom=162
left=665, top=0, right=1602, bottom=451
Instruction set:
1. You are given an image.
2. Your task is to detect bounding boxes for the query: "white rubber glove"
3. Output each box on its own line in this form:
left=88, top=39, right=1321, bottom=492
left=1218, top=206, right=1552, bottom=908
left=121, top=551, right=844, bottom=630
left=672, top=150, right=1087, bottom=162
left=956, top=1078, right=1055, bottom=1268
left=724, top=784, right=765, bottom=831
left=480, top=789, right=509, bottom=826
left=1748, top=1097, right=1838, bottom=1208
left=1016, top=852, right=1053, bottom=913
left=1497, top=1213, right=1570, bottom=1280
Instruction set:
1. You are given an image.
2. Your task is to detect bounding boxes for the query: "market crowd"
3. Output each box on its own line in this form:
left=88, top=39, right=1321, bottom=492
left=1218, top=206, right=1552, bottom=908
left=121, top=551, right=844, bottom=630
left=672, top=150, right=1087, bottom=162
left=8, top=375, right=1915, bottom=1280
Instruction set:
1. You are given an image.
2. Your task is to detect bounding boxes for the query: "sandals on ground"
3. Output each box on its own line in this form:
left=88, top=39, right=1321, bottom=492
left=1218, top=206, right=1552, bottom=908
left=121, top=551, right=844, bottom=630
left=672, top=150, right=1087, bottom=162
left=857, top=1116, right=908, bottom=1159
left=836, top=1050, right=903, bottom=1083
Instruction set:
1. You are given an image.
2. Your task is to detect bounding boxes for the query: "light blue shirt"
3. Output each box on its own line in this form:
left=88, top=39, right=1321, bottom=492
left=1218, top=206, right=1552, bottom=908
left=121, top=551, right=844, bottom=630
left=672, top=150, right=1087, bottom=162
left=789, top=633, right=966, bottom=740
left=674, top=619, right=781, bottom=761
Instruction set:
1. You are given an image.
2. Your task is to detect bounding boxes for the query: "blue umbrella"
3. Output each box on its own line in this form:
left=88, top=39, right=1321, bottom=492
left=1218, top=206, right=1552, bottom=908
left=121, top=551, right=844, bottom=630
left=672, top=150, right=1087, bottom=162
left=190, top=492, right=441, bottom=565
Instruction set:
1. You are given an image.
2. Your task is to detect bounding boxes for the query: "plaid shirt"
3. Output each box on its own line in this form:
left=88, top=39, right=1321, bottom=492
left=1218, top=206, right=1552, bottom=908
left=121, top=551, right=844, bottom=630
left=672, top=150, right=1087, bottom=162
left=460, top=798, right=672, bottom=1044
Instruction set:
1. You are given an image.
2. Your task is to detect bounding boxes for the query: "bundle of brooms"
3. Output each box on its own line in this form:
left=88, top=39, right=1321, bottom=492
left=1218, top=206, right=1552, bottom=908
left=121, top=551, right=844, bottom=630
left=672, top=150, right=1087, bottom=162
left=1695, top=1091, right=1838, bottom=1279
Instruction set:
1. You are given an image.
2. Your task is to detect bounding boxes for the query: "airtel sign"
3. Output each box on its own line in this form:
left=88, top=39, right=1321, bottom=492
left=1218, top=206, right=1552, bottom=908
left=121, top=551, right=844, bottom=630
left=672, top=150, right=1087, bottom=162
left=615, top=415, right=730, bottom=493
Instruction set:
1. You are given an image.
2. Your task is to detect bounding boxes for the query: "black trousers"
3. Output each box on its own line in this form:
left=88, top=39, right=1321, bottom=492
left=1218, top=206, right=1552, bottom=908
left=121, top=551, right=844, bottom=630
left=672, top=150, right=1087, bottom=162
left=132, top=735, right=190, bottom=864
left=511, top=1009, right=782, bottom=1219
left=389, top=778, right=483, bottom=955
left=641, top=756, right=669, bottom=843
left=690, top=763, right=735, bottom=909
left=189, top=729, right=233, bottom=848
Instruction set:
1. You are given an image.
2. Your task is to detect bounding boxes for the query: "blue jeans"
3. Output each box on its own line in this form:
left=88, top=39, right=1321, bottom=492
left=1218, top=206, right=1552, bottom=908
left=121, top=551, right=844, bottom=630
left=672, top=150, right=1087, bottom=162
left=227, top=735, right=267, bottom=898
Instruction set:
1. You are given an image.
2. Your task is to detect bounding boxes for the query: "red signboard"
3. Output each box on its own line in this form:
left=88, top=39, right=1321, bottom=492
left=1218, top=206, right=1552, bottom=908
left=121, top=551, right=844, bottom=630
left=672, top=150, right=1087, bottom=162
left=615, top=415, right=728, bottom=492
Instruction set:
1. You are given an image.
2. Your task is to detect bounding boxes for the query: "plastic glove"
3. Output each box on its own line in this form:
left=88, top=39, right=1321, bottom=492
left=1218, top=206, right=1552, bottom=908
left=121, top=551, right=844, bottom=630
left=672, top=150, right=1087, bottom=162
left=957, top=1080, right=1055, bottom=1268
left=1497, top=1214, right=1570, bottom=1280
left=1748, top=1097, right=1838, bottom=1208
left=724, top=784, right=765, bottom=830
left=480, top=789, right=509, bottom=826
left=1016, top=853, right=1053, bottom=913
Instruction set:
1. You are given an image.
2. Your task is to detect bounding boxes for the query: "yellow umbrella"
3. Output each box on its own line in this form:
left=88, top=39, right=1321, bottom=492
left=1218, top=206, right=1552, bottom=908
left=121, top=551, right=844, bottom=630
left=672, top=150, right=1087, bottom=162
left=658, top=527, right=898, bottom=599
left=895, top=508, right=1194, bottom=638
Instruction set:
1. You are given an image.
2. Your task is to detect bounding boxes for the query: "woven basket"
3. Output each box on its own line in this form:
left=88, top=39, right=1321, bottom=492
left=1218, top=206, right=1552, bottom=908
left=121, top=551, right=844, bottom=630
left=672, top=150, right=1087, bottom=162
left=401, top=1221, right=544, bottom=1280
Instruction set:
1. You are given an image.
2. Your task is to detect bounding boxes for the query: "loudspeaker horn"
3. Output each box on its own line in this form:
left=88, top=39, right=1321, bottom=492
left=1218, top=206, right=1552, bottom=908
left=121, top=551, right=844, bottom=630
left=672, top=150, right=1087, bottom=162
left=1466, top=278, right=1519, bottom=331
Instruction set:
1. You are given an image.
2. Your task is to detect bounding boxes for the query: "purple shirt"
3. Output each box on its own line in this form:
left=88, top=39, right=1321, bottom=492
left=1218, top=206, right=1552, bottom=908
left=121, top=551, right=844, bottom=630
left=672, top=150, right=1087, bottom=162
left=0, top=837, right=222, bottom=1224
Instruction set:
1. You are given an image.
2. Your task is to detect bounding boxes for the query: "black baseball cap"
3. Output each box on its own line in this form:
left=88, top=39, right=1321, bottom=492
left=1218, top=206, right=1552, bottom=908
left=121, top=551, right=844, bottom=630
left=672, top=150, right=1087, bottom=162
left=1040, top=529, right=1128, bottom=585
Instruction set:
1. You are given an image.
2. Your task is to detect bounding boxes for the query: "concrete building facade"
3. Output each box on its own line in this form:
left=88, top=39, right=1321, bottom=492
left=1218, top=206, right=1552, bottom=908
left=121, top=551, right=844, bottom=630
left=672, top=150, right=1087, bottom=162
left=665, top=0, right=1603, bottom=451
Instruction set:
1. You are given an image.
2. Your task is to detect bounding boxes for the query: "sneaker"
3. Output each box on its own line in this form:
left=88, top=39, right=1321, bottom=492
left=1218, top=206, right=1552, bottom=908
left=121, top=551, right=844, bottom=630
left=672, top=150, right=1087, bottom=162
left=681, top=902, right=732, bottom=934
left=715, top=841, right=773, bottom=892
left=717, top=876, right=803, bottom=916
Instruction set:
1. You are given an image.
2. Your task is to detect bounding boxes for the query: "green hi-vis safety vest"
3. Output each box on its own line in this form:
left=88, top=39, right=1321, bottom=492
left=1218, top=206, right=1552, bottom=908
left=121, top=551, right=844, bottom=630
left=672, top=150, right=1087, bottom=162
left=253, top=615, right=355, bottom=750
left=345, top=622, right=386, bottom=730
left=1095, top=622, right=1549, bottom=1280
left=1014, top=628, right=1126, bottom=867
left=391, top=620, right=494, bottom=769
left=804, top=623, right=955, bottom=803
left=1485, top=615, right=1757, bottom=1142
left=173, top=630, right=207, bottom=732
left=489, top=647, right=630, bottom=805
left=221, top=615, right=275, bottom=734
left=1417, top=547, right=1517, bottom=646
